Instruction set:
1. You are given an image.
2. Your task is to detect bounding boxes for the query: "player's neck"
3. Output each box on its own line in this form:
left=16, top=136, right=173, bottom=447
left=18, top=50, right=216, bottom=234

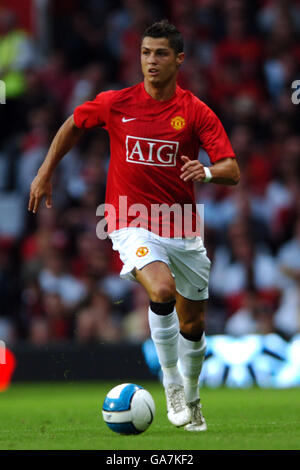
left=143, top=78, right=177, bottom=101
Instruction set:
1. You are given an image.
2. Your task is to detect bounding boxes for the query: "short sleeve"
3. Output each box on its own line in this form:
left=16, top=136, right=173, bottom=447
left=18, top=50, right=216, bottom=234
left=73, top=90, right=115, bottom=129
left=193, top=98, right=236, bottom=163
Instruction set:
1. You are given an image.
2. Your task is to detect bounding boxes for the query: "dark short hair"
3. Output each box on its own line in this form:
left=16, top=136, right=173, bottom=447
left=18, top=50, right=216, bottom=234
left=142, top=19, right=184, bottom=55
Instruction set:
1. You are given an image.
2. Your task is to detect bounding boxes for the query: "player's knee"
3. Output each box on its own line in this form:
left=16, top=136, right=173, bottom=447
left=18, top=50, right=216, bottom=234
left=149, top=282, right=176, bottom=303
left=180, top=317, right=205, bottom=339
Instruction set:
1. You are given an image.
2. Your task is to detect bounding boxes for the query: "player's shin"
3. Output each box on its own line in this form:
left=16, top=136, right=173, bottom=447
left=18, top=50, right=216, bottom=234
left=148, top=300, right=191, bottom=427
left=148, top=300, right=182, bottom=388
left=178, top=331, right=206, bottom=403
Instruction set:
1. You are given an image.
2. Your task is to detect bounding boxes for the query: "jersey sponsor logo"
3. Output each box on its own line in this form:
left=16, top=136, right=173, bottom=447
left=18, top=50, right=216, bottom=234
left=171, top=116, right=186, bottom=130
left=136, top=246, right=149, bottom=257
left=126, top=135, right=179, bottom=166
left=122, top=117, right=137, bottom=122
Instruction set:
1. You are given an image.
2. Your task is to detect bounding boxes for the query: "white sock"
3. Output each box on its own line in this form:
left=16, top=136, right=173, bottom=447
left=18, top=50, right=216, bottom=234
left=148, top=307, right=182, bottom=388
left=178, top=333, right=206, bottom=403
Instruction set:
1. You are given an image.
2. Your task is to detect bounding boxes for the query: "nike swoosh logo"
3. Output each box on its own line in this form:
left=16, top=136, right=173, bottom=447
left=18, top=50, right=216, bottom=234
left=198, top=286, right=206, bottom=293
left=122, top=117, right=137, bottom=122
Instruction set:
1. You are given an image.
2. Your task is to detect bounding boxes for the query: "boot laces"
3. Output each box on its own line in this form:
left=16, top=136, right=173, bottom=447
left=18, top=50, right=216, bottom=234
left=167, top=385, right=186, bottom=413
left=189, top=399, right=204, bottom=424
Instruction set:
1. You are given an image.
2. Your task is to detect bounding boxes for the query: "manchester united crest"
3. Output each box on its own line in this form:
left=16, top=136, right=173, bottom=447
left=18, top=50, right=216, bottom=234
left=171, top=116, right=186, bottom=130
left=136, top=246, right=149, bottom=257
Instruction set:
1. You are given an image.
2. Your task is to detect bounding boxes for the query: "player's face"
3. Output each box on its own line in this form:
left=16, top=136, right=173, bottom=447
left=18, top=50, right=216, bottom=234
left=141, top=37, right=184, bottom=87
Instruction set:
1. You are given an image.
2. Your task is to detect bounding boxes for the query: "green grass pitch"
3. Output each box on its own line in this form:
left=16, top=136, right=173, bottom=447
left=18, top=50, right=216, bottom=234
left=0, top=381, right=299, bottom=450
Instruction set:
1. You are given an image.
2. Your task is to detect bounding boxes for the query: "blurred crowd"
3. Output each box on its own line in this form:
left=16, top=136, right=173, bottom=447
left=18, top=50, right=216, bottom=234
left=0, top=0, right=300, bottom=346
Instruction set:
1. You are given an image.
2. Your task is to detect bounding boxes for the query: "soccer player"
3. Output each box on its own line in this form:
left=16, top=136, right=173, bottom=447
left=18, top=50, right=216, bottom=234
left=28, top=20, right=240, bottom=431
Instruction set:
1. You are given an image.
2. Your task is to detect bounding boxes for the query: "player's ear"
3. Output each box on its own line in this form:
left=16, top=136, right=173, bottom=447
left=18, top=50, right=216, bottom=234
left=176, top=52, right=185, bottom=67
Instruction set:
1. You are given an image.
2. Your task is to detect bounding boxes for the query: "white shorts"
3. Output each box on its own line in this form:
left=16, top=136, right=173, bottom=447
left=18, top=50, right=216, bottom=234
left=109, top=228, right=211, bottom=301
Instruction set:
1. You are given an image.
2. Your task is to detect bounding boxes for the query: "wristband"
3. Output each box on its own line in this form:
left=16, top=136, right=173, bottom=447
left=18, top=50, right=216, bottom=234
left=203, top=166, right=212, bottom=183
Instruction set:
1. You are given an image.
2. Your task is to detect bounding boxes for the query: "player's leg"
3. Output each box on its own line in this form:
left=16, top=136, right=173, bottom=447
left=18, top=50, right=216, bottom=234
left=176, top=292, right=207, bottom=431
left=134, top=261, right=190, bottom=426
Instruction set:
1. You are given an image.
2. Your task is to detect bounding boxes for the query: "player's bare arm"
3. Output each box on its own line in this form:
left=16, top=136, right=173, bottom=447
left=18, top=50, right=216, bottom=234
left=28, top=115, right=85, bottom=213
left=180, top=155, right=240, bottom=185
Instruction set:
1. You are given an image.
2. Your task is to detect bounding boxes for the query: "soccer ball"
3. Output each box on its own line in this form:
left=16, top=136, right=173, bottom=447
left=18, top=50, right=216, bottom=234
left=102, top=383, right=155, bottom=434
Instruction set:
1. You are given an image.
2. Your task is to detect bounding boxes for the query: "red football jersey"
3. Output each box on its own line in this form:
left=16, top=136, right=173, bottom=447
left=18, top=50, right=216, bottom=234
left=73, top=82, right=235, bottom=237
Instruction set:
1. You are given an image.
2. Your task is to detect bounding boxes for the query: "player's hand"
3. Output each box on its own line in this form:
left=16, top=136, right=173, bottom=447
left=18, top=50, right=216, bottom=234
left=28, top=173, right=53, bottom=213
left=180, top=156, right=206, bottom=182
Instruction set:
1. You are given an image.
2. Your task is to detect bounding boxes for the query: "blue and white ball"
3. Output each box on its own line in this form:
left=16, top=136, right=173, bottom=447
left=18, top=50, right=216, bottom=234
left=102, top=383, right=155, bottom=434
